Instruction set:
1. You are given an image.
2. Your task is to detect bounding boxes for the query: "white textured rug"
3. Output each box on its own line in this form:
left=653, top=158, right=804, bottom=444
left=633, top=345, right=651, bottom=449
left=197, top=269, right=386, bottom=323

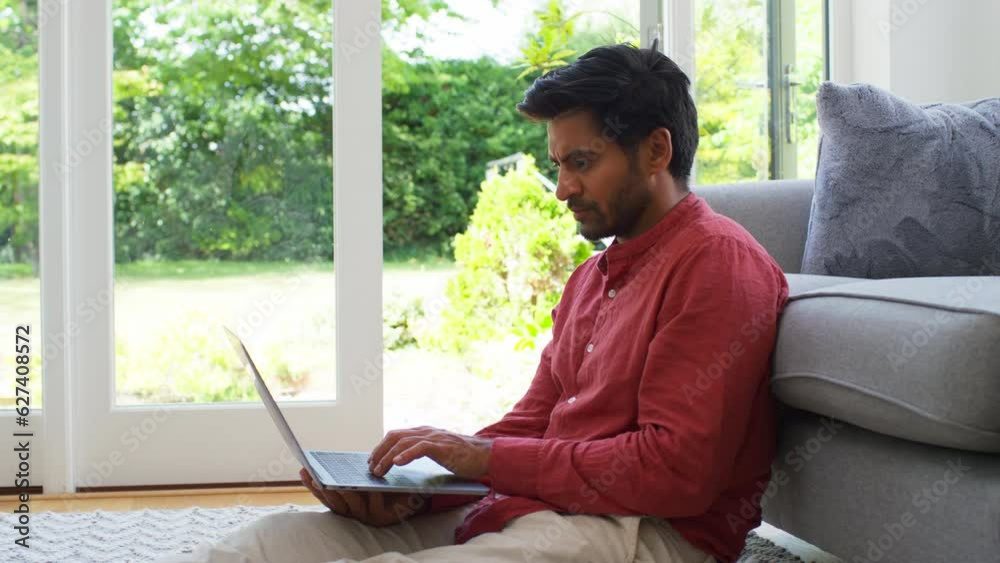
left=1, top=504, right=325, bottom=562
left=0, top=504, right=807, bottom=562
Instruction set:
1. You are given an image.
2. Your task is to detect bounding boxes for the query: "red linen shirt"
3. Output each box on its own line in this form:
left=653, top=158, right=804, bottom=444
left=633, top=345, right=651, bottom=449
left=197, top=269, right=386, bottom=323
left=430, top=192, right=790, bottom=563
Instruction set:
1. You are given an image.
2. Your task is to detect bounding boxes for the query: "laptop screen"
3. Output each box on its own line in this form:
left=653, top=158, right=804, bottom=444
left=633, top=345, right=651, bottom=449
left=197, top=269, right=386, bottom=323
left=222, top=325, right=315, bottom=476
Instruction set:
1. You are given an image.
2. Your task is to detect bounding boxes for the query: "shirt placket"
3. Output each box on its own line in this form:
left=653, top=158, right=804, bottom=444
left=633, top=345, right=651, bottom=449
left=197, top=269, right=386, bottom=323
left=574, top=257, right=625, bottom=395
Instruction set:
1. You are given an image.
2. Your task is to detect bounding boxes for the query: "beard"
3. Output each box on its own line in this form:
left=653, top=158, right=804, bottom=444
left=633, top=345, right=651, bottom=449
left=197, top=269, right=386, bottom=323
left=574, top=160, right=651, bottom=242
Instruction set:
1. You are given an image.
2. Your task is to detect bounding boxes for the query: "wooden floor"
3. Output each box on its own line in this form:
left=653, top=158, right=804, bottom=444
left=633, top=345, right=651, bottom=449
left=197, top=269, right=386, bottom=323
left=0, top=486, right=321, bottom=513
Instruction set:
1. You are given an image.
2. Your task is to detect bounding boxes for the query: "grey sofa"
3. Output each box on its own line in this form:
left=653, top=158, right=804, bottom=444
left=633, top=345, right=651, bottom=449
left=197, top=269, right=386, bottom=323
left=696, top=179, right=1000, bottom=563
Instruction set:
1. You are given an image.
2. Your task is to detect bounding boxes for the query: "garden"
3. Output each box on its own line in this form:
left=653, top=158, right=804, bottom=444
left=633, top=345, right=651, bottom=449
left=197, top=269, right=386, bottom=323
left=0, top=0, right=823, bottom=432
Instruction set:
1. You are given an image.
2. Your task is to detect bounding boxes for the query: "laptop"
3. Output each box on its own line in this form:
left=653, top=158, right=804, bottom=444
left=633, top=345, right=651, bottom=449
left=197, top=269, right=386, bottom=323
left=222, top=325, right=490, bottom=496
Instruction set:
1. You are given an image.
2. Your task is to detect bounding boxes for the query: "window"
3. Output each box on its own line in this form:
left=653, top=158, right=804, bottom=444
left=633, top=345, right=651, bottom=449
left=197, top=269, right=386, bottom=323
left=111, top=0, right=336, bottom=405
left=668, top=0, right=829, bottom=183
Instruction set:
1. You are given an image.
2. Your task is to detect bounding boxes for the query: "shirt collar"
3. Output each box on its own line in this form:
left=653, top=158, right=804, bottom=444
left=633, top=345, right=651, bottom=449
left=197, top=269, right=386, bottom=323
left=596, top=192, right=702, bottom=275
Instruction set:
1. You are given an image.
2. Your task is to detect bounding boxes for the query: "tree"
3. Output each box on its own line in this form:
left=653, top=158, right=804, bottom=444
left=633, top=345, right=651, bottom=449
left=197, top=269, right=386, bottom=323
left=0, top=0, right=40, bottom=270
left=112, top=0, right=337, bottom=261
left=0, top=0, right=479, bottom=266
left=382, top=55, right=548, bottom=255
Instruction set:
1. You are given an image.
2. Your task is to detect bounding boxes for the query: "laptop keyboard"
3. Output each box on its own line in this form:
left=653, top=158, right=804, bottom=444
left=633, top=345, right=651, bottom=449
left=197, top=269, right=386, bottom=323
left=312, top=451, right=422, bottom=487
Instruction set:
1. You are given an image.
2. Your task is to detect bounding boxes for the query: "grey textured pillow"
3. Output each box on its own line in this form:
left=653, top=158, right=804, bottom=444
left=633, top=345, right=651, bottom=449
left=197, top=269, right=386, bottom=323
left=801, top=82, right=1000, bottom=278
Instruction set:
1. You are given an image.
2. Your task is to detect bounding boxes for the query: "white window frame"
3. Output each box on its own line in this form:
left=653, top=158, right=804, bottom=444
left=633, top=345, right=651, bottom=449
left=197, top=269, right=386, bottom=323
left=31, top=0, right=383, bottom=493
left=827, top=0, right=856, bottom=83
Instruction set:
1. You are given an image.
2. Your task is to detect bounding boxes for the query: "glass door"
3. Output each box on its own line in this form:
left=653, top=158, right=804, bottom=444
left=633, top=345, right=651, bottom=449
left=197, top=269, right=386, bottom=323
left=654, top=0, right=828, bottom=183
left=769, top=0, right=827, bottom=179
left=786, top=0, right=828, bottom=178
left=66, top=0, right=382, bottom=490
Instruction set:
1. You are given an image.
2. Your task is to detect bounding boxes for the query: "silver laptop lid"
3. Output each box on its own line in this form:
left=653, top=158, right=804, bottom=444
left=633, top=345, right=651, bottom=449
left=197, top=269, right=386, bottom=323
left=222, top=325, right=315, bottom=475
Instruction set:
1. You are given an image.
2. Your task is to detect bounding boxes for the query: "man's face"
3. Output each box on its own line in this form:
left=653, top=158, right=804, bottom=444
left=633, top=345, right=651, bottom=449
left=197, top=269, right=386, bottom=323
left=547, top=111, right=650, bottom=241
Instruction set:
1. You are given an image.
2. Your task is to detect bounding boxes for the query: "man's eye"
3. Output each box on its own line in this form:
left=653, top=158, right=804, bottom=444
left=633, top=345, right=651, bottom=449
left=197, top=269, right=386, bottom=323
left=573, top=158, right=589, bottom=170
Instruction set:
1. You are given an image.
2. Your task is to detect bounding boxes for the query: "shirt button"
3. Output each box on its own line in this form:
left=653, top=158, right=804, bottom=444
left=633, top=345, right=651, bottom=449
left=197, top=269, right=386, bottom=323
left=586, top=343, right=594, bottom=353
left=608, top=288, right=617, bottom=298
left=567, top=396, right=577, bottom=404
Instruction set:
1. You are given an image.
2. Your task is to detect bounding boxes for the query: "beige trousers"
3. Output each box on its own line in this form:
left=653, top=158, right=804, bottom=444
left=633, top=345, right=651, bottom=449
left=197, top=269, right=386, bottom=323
left=155, top=505, right=715, bottom=563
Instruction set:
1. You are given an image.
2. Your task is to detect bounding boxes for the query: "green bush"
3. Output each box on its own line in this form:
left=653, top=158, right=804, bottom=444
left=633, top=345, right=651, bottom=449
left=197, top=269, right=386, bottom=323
left=1, top=0, right=553, bottom=265
left=383, top=296, right=426, bottom=350
left=108, top=51, right=548, bottom=263
left=381, top=55, right=550, bottom=256
left=429, top=156, right=592, bottom=354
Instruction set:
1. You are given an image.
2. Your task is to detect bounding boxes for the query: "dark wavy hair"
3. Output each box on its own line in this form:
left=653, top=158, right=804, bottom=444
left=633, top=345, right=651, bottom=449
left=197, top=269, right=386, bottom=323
left=517, top=41, right=698, bottom=184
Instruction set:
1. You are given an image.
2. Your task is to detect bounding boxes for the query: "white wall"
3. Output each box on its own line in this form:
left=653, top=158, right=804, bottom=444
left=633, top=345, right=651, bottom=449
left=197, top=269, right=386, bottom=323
left=889, top=0, right=1000, bottom=103
left=834, top=0, right=1000, bottom=103
left=848, top=0, right=891, bottom=90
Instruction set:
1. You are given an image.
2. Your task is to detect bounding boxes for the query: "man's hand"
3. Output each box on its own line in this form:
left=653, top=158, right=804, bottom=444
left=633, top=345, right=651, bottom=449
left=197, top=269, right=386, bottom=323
left=367, top=426, right=493, bottom=480
left=299, top=468, right=430, bottom=527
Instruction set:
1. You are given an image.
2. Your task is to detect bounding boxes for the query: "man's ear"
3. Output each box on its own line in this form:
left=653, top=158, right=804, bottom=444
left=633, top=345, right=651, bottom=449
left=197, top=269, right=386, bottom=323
left=646, top=128, right=673, bottom=175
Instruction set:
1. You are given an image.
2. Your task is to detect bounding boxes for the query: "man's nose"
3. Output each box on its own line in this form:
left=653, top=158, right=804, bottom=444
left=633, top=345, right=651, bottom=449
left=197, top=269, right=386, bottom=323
left=554, top=170, right=581, bottom=202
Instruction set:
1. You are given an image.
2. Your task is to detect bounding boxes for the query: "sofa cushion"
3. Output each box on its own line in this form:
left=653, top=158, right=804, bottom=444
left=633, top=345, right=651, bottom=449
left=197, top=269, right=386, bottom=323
left=772, top=276, right=1000, bottom=453
left=801, top=82, right=1000, bottom=279
left=786, top=273, right=862, bottom=297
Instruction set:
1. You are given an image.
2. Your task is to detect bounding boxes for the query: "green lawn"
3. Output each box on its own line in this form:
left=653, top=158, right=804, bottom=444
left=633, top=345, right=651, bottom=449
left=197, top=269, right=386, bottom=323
left=0, top=258, right=457, bottom=281
left=116, top=259, right=332, bottom=280
left=0, top=263, right=34, bottom=280
left=0, top=257, right=541, bottom=432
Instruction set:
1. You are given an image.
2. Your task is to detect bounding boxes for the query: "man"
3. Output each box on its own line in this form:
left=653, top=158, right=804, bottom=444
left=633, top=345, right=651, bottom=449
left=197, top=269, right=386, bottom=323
left=162, top=42, right=789, bottom=563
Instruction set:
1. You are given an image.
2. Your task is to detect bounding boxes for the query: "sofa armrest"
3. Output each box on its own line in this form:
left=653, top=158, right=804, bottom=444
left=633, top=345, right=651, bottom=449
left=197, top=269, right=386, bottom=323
left=692, top=179, right=814, bottom=274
